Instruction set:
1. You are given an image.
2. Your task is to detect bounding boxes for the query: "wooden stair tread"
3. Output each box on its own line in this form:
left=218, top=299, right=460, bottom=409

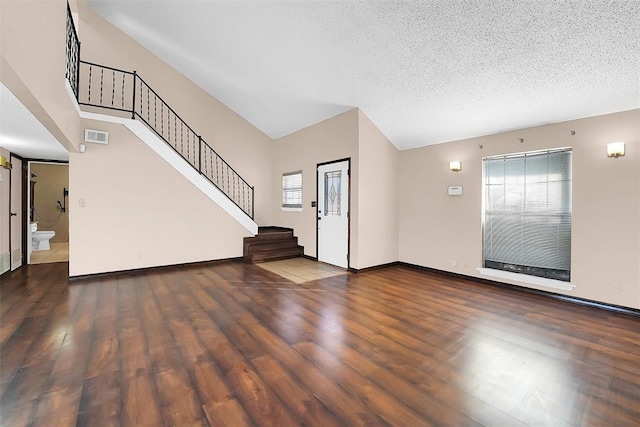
left=249, top=247, right=304, bottom=263
left=244, top=226, right=303, bottom=263
left=244, top=231, right=293, bottom=241
left=244, top=239, right=298, bottom=251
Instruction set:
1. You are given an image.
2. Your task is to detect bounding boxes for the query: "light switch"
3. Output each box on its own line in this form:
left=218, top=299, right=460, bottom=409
left=79, top=198, right=86, bottom=207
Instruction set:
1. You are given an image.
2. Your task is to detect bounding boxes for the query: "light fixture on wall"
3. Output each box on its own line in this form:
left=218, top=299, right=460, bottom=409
left=607, top=142, right=625, bottom=158
left=0, top=156, right=12, bottom=170
left=449, top=161, right=462, bottom=172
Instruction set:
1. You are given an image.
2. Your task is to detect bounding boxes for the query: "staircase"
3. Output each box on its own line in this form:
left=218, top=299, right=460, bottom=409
left=65, top=4, right=254, bottom=231
left=243, top=227, right=304, bottom=263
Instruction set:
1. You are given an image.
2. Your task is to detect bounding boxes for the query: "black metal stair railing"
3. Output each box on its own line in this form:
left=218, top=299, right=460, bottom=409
left=65, top=2, right=80, bottom=99
left=66, top=5, right=254, bottom=219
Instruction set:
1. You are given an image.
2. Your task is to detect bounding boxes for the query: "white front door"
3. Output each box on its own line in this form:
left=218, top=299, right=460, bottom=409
left=317, top=160, right=349, bottom=268
left=10, top=156, right=22, bottom=271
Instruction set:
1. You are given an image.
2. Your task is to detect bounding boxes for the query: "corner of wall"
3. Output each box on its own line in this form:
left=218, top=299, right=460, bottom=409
left=356, top=109, right=400, bottom=269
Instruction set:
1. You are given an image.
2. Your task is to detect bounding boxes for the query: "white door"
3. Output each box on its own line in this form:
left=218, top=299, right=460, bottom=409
left=317, top=160, right=349, bottom=268
left=10, top=156, right=22, bottom=271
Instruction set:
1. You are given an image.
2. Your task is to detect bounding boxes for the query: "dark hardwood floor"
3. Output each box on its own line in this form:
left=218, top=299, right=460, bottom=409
left=1, top=261, right=639, bottom=426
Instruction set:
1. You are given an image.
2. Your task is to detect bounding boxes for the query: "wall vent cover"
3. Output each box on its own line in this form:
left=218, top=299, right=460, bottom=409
left=84, top=129, right=109, bottom=144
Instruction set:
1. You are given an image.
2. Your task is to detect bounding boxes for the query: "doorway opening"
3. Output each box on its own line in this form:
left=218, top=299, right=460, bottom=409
left=28, top=161, right=69, bottom=265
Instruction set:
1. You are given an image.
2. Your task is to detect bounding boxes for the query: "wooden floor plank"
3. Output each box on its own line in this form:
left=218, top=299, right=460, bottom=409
left=76, top=371, right=121, bottom=427
left=1, top=261, right=639, bottom=426
left=162, top=271, right=299, bottom=427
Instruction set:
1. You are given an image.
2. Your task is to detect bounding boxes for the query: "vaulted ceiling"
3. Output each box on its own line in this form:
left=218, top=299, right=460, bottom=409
left=86, top=0, right=640, bottom=150
left=64, top=1, right=640, bottom=150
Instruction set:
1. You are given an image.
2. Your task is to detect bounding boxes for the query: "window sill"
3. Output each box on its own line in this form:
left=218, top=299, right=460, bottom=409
left=281, top=207, right=303, bottom=212
left=476, top=268, right=576, bottom=291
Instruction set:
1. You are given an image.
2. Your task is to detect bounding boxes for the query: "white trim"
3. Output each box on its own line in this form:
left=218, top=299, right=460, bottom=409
left=476, top=268, right=576, bottom=291
left=281, top=207, right=303, bottom=212
left=65, top=81, right=258, bottom=235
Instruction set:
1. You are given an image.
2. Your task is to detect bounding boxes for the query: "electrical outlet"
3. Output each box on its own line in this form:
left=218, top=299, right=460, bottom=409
left=612, top=284, right=621, bottom=294
left=464, top=259, right=470, bottom=267
left=451, top=259, right=457, bottom=267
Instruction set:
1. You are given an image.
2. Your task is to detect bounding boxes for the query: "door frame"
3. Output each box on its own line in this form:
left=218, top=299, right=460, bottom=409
left=8, top=153, right=27, bottom=271
left=27, top=159, right=69, bottom=265
left=315, top=157, right=351, bottom=269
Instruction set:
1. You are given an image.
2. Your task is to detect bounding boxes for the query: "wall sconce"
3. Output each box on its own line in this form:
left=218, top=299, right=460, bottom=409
left=0, top=156, right=12, bottom=170
left=449, top=161, right=462, bottom=172
left=607, top=142, right=625, bottom=158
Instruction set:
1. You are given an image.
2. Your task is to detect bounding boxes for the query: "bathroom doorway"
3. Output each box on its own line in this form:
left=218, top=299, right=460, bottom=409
left=28, top=161, right=69, bottom=264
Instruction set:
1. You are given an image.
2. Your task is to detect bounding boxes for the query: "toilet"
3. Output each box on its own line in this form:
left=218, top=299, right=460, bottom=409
left=31, top=222, right=56, bottom=251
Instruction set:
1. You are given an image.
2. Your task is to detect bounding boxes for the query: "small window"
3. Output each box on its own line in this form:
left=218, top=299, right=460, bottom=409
left=323, top=170, right=342, bottom=216
left=282, top=171, right=302, bottom=208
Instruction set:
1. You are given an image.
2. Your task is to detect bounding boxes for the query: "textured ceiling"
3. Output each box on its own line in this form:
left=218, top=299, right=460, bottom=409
left=0, top=82, right=69, bottom=161
left=90, top=1, right=639, bottom=149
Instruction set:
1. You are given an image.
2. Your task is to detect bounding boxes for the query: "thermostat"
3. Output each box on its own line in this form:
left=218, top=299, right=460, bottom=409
left=448, top=186, right=463, bottom=196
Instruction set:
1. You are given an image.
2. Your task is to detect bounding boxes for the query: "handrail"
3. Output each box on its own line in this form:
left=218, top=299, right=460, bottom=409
left=202, top=136, right=253, bottom=190
left=65, top=3, right=254, bottom=219
left=80, top=60, right=135, bottom=76
left=73, top=59, right=254, bottom=219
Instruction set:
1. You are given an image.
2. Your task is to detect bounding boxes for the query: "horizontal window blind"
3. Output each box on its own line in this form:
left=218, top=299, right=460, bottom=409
left=483, top=148, right=572, bottom=281
left=282, top=171, right=302, bottom=208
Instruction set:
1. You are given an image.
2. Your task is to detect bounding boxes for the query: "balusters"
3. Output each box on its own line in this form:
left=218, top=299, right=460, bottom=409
left=186, top=131, right=190, bottom=165
left=111, top=70, right=115, bottom=107
left=174, top=114, right=178, bottom=150
left=88, top=65, right=92, bottom=103
left=73, top=61, right=254, bottom=218
left=121, top=73, right=126, bottom=109
left=66, top=4, right=80, bottom=99
left=99, top=68, right=104, bottom=105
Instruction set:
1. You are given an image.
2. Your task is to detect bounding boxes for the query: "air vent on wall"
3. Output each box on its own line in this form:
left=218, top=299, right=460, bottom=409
left=84, top=129, right=109, bottom=144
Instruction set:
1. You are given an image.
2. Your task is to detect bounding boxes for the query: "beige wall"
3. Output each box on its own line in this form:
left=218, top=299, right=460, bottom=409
left=74, top=2, right=274, bottom=224
left=271, top=109, right=360, bottom=265
left=0, top=147, right=10, bottom=262
left=270, top=108, right=399, bottom=270
left=2, top=0, right=277, bottom=275
left=357, top=110, right=399, bottom=269
left=399, top=109, right=640, bottom=309
left=69, top=120, right=252, bottom=276
left=0, top=0, right=82, bottom=153
left=30, top=163, right=69, bottom=243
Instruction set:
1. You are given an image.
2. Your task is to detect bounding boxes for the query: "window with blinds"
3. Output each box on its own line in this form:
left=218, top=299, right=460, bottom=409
left=282, top=171, right=302, bottom=208
left=483, top=148, right=572, bottom=281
